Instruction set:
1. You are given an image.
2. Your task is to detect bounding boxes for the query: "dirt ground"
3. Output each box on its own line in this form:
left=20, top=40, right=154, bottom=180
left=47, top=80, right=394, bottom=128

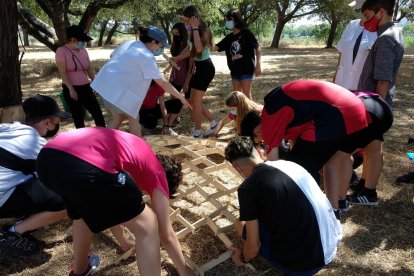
left=0, top=45, right=413, bottom=275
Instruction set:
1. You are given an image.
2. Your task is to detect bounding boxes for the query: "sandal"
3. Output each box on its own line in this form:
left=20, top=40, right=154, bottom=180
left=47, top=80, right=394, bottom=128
left=0, top=231, right=43, bottom=256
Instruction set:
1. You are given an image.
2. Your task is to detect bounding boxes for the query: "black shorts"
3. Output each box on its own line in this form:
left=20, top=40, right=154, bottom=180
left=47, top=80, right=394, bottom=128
left=339, top=96, right=393, bottom=153
left=286, top=138, right=342, bottom=183
left=139, top=99, right=182, bottom=129
left=0, top=176, right=65, bottom=219
left=189, top=58, right=215, bottom=92
left=37, top=148, right=145, bottom=233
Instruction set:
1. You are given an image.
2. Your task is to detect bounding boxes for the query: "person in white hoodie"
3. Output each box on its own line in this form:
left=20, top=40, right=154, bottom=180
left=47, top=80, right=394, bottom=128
left=0, top=95, right=70, bottom=256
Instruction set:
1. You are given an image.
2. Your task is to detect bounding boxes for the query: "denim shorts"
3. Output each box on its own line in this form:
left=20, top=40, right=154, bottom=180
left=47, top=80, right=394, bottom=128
left=231, top=73, right=254, bottom=81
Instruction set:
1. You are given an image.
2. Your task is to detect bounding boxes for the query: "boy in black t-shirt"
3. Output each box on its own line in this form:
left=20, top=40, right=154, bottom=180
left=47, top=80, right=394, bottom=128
left=225, top=136, right=342, bottom=274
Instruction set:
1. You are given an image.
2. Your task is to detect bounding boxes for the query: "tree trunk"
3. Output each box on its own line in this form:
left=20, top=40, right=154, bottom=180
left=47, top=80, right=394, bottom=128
left=104, top=21, right=119, bottom=45
left=270, top=20, right=285, bottom=48
left=326, top=19, right=338, bottom=48
left=0, top=0, right=22, bottom=109
left=98, top=19, right=109, bottom=47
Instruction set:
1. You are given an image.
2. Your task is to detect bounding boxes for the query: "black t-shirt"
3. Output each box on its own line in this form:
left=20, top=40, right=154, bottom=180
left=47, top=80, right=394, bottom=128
left=216, top=28, right=259, bottom=76
left=238, top=162, right=325, bottom=271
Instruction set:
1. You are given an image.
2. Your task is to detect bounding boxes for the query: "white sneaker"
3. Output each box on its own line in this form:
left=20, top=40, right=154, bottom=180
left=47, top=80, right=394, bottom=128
left=190, top=129, right=202, bottom=138
left=168, top=128, right=179, bottom=136
left=205, top=119, right=218, bottom=136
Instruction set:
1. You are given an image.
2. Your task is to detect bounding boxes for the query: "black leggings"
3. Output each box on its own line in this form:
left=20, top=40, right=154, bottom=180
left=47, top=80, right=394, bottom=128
left=139, top=99, right=182, bottom=129
left=62, top=83, right=106, bottom=128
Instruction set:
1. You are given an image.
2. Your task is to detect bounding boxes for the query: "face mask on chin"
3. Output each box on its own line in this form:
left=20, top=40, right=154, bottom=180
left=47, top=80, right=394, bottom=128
left=229, top=109, right=237, bottom=116
left=185, top=24, right=192, bottom=31
left=44, top=123, right=60, bottom=138
left=364, top=12, right=382, bottom=32
left=152, top=47, right=164, bottom=56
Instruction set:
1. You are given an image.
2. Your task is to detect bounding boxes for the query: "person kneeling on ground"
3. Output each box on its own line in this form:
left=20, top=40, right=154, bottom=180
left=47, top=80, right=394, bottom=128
left=0, top=95, right=70, bottom=256
left=139, top=80, right=182, bottom=136
left=37, top=127, right=194, bottom=276
left=225, top=136, right=342, bottom=275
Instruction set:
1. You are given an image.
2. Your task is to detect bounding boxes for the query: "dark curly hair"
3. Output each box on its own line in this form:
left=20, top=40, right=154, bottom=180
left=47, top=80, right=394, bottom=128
left=225, top=136, right=254, bottom=163
left=157, top=155, right=182, bottom=198
left=240, top=110, right=262, bottom=145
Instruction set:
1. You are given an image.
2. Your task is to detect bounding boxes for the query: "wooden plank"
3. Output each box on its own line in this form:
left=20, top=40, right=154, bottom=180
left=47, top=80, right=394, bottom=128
left=198, top=250, right=233, bottom=272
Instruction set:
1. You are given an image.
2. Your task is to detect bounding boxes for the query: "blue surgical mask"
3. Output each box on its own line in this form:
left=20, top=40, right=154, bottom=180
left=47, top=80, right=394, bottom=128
left=75, top=42, right=85, bottom=49
left=225, top=20, right=235, bottom=30
left=152, top=47, right=164, bottom=56
left=230, top=109, right=237, bottom=116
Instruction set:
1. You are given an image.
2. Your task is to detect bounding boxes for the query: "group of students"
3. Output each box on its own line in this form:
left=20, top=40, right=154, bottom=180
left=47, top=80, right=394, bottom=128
left=54, top=5, right=262, bottom=140
left=0, top=0, right=406, bottom=275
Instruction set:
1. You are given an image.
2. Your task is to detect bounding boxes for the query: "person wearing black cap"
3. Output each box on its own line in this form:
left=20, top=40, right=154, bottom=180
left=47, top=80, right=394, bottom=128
left=91, top=25, right=191, bottom=137
left=55, top=25, right=106, bottom=129
left=0, top=95, right=70, bottom=256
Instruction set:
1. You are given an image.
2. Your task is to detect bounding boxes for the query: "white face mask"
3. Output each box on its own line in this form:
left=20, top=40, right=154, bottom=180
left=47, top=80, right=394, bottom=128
left=230, top=109, right=237, bottom=116
left=225, top=20, right=235, bottom=30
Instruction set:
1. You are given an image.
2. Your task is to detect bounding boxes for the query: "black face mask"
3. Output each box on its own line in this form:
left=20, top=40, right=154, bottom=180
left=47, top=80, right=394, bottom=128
left=44, top=123, right=60, bottom=138
left=173, top=35, right=181, bottom=42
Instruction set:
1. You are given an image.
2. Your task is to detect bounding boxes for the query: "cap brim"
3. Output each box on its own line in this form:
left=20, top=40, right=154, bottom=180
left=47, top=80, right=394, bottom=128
left=162, top=42, right=170, bottom=48
left=80, top=34, right=93, bottom=42
left=56, top=111, right=72, bottom=121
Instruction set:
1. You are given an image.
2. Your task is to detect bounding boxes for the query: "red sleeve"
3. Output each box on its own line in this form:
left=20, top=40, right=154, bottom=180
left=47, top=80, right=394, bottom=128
left=262, top=106, right=294, bottom=154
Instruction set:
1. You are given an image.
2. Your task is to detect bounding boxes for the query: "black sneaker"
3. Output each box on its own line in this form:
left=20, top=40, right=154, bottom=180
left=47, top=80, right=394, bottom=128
left=338, top=199, right=349, bottom=212
left=348, top=189, right=378, bottom=206
left=0, top=231, right=43, bottom=256
left=350, top=178, right=365, bottom=193
left=395, top=172, right=414, bottom=184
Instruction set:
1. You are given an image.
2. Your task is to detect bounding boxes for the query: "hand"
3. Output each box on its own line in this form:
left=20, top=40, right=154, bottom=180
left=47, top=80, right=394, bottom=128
left=170, top=56, right=179, bottom=63
left=162, top=126, right=169, bottom=135
left=183, top=83, right=189, bottom=94
left=190, top=16, right=200, bottom=29
left=229, top=245, right=245, bottom=267
left=69, top=87, right=78, bottom=101
left=254, top=63, right=261, bottom=77
left=181, top=98, right=192, bottom=110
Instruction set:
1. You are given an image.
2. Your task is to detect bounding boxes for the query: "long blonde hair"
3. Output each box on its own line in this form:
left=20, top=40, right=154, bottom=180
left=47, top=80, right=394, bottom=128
left=225, top=91, right=262, bottom=134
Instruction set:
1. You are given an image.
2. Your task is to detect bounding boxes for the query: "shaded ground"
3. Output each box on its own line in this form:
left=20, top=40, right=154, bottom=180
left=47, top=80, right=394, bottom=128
left=0, top=45, right=413, bottom=275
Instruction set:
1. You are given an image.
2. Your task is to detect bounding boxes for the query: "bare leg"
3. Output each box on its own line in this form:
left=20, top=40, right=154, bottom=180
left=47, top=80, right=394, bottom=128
left=127, top=115, right=142, bottom=137
left=108, top=107, right=126, bottom=129
left=324, top=151, right=352, bottom=208
left=72, top=219, right=94, bottom=275
left=123, top=206, right=161, bottom=276
left=14, top=210, right=67, bottom=234
left=240, top=80, right=253, bottom=100
left=110, top=225, right=135, bottom=252
left=363, top=140, right=383, bottom=189
left=190, top=89, right=204, bottom=130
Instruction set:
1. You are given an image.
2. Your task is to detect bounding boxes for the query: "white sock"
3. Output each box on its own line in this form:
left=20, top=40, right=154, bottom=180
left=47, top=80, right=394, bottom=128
left=8, top=225, right=16, bottom=233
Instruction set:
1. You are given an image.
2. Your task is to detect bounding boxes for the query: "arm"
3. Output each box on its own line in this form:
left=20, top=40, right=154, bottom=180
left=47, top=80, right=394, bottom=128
left=56, top=60, right=78, bottom=101
left=243, top=220, right=261, bottom=262
left=183, top=57, right=194, bottom=94
left=211, top=115, right=231, bottom=136
left=151, top=189, right=195, bottom=275
left=190, top=16, right=204, bottom=54
left=85, top=52, right=95, bottom=81
left=376, top=80, right=390, bottom=100
left=254, top=46, right=262, bottom=77
left=171, top=46, right=190, bottom=62
left=154, top=78, right=192, bottom=110
left=158, top=96, right=169, bottom=135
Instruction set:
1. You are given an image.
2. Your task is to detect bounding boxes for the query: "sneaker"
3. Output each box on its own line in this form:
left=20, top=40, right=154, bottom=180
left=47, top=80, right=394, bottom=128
left=204, top=119, right=219, bottom=136
left=168, top=128, right=179, bottom=136
left=349, top=178, right=365, bottom=193
left=0, top=231, right=43, bottom=256
left=69, top=255, right=101, bottom=276
left=338, top=199, right=349, bottom=212
left=348, top=189, right=378, bottom=206
left=395, top=171, right=414, bottom=184
left=190, top=129, right=202, bottom=138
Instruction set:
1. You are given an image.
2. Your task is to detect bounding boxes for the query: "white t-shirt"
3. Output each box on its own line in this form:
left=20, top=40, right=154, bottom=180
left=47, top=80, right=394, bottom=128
left=335, top=19, right=377, bottom=91
left=0, top=122, right=46, bottom=207
left=91, top=41, right=162, bottom=118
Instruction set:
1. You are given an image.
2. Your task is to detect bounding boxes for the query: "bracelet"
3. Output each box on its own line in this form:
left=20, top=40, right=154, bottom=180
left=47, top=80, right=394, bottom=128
left=192, top=28, right=198, bottom=31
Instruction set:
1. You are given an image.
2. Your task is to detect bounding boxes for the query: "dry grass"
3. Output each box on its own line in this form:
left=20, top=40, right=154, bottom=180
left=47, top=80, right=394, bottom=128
left=0, top=45, right=413, bottom=275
